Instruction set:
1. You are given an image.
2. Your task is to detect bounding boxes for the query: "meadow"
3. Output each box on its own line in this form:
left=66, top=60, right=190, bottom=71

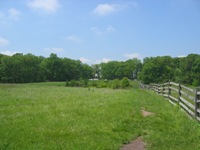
left=0, top=82, right=200, bottom=150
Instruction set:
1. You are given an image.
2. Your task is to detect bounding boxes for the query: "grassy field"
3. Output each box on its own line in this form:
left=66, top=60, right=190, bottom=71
left=0, top=82, right=200, bottom=150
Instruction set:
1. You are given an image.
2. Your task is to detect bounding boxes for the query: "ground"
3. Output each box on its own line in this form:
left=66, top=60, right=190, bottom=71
left=121, top=137, right=145, bottom=150
left=121, top=108, right=154, bottom=150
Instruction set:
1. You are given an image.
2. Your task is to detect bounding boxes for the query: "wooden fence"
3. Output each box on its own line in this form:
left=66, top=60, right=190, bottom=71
left=141, top=82, right=200, bottom=121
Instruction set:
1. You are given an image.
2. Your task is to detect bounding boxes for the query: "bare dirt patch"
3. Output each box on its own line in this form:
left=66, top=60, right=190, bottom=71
left=121, top=137, right=145, bottom=150
left=121, top=108, right=153, bottom=150
left=141, top=107, right=154, bottom=117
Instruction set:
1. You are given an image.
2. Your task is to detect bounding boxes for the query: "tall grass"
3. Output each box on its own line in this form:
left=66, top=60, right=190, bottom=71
left=0, top=82, right=200, bottom=149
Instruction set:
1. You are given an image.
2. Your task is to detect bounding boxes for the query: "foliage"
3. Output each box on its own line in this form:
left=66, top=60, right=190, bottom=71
left=101, top=59, right=142, bottom=80
left=0, top=53, right=93, bottom=83
left=139, top=54, right=200, bottom=86
left=193, top=57, right=200, bottom=85
left=121, top=77, right=130, bottom=88
left=91, top=64, right=101, bottom=79
left=1, top=52, right=200, bottom=86
left=138, top=56, right=175, bottom=84
left=66, top=79, right=89, bottom=87
left=95, top=80, right=108, bottom=88
left=111, top=79, right=121, bottom=89
left=66, top=79, right=134, bottom=89
left=69, top=80, right=78, bottom=87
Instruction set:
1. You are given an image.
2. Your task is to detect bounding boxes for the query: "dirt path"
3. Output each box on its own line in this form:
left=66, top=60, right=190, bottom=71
left=120, top=137, right=145, bottom=150
left=121, top=108, right=154, bottom=150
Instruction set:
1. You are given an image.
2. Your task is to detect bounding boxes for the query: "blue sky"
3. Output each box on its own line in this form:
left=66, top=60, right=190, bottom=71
left=0, top=0, right=199, bottom=64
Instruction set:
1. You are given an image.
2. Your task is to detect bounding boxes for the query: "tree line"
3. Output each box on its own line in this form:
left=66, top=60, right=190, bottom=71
left=0, top=53, right=93, bottom=83
left=0, top=53, right=142, bottom=83
left=0, top=53, right=199, bottom=86
left=138, top=54, right=200, bottom=86
left=93, top=59, right=142, bottom=80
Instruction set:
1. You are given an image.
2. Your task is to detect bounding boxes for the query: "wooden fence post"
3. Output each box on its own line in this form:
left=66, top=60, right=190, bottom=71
left=157, top=84, right=159, bottom=94
left=195, top=87, right=200, bottom=120
left=162, top=84, right=165, bottom=96
left=178, top=83, right=181, bottom=104
left=168, top=82, right=171, bottom=98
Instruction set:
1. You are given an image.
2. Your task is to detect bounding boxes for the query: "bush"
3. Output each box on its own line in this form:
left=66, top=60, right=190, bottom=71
left=69, top=80, right=78, bottom=87
left=65, top=80, right=70, bottom=86
left=79, top=79, right=89, bottom=87
left=121, top=77, right=130, bottom=88
left=89, top=80, right=98, bottom=87
left=66, top=79, right=132, bottom=89
left=192, top=79, right=200, bottom=86
left=96, top=80, right=108, bottom=88
left=111, top=79, right=121, bottom=89
left=84, top=80, right=89, bottom=87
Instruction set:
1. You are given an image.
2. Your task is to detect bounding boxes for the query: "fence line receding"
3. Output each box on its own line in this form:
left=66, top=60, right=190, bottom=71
left=140, top=82, right=200, bottom=121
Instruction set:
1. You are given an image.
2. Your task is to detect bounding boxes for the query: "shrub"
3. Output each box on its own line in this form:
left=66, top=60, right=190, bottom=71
left=79, top=79, right=89, bottom=87
left=69, top=80, right=78, bottom=87
left=121, top=77, right=130, bottom=88
left=65, top=81, right=70, bottom=86
left=89, top=80, right=98, bottom=87
left=96, top=80, right=108, bottom=88
left=111, top=79, right=121, bottom=89
left=66, top=79, right=132, bottom=89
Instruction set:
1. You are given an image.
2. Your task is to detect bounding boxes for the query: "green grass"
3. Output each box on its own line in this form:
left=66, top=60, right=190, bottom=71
left=0, top=82, right=200, bottom=149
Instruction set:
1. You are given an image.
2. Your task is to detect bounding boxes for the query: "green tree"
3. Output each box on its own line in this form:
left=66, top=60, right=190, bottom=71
left=139, top=56, right=175, bottom=84
left=92, top=64, right=101, bottom=79
left=191, top=56, right=200, bottom=86
left=101, top=59, right=142, bottom=80
left=179, top=54, right=199, bottom=85
left=80, top=64, right=93, bottom=79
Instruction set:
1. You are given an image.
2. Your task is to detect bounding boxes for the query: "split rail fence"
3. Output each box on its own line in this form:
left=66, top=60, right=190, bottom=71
left=140, top=82, right=200, bottom=121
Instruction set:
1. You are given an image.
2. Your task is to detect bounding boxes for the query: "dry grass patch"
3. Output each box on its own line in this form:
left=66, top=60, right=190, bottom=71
left=141, top=107, right=154, bottom=117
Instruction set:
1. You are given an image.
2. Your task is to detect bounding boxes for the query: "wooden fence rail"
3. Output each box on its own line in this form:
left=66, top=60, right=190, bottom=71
left=141, top=82, right=200, bottom=121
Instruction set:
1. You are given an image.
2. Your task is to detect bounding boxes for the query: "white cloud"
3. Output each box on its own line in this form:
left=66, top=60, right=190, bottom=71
left=124, top=53, right=141, bottom=59
left=91, top=25, right=115, bottom=35
left=80, top=57, right=91, bottom=64
left=95, top=58, right=111, bottom=64
left=106, top=25, right=115, bottom=32
left=80, top=57, right=111, bottom=65
left=0, top=8, right=21, bottom=23
left=0, top=37, right=9, bottom=46
left=66, top=35, right=83, bottom=43
left=44, top=47, right=64, bottom=53
left=0, top=50, right=19, bottom=56
left=93, top=2, right=137, bottom=16
left=102, top=58, right=111, bottom=63
left=178, top=55, right=186, bottom=58
left=8, top=8, right=21, bottom=20
left=27, top=0, right=61, bottom=13
left=90, top=27, right=104, bottom=36
left=93, top=3, right=116, bottom=16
